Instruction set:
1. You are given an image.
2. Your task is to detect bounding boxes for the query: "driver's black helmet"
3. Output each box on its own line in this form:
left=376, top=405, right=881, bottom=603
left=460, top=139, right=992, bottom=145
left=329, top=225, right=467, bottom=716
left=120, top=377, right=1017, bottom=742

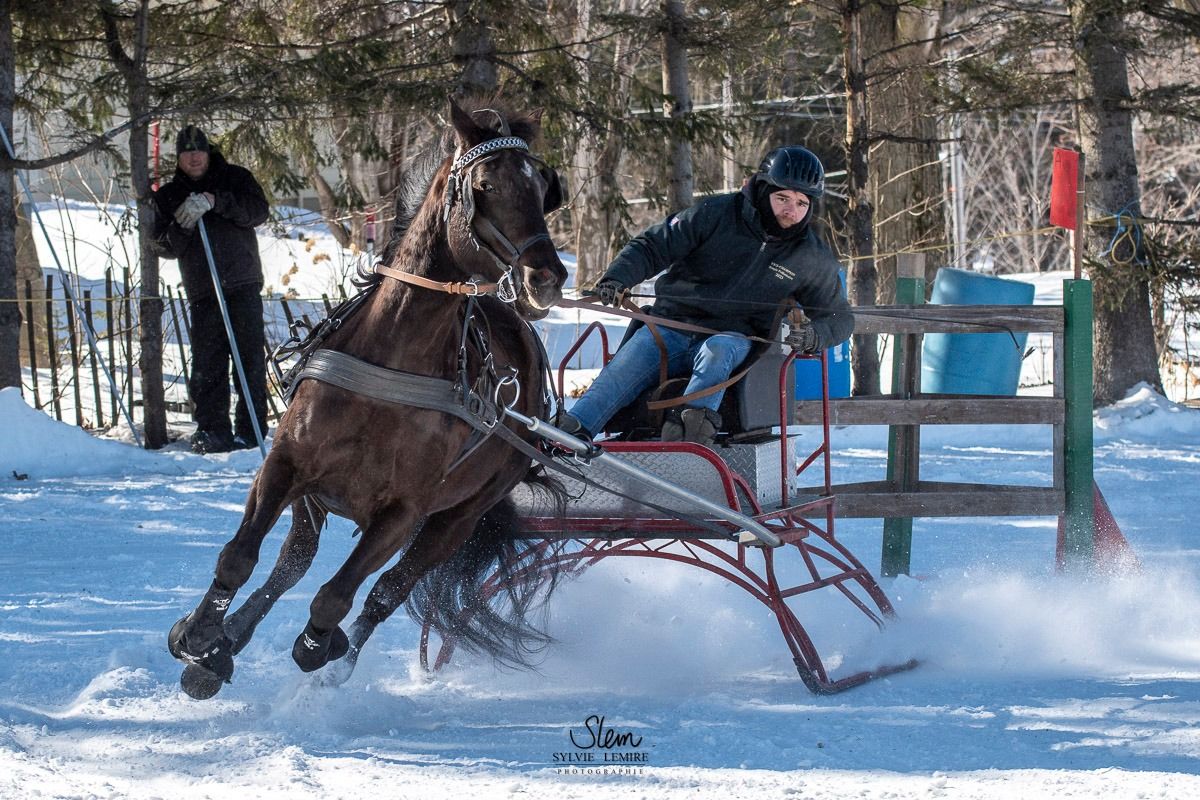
left=758, top=146, right=824, bottom=198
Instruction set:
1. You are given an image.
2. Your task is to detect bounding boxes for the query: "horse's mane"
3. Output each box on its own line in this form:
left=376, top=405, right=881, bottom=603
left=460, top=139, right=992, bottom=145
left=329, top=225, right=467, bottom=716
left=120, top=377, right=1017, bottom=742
left=355, top=100, right=544, bottom=288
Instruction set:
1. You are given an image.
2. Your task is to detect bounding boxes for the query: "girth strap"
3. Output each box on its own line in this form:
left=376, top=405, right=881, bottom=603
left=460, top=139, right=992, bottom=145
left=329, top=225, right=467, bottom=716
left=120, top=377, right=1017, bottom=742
left=294, top=350, right=733, bottom=538
left=294, top=349, right=494, bottom=427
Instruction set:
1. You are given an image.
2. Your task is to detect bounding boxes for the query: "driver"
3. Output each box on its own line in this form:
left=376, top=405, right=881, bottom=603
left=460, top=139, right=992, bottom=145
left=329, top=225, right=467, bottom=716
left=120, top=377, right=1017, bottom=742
left=557, top=146, right=853, bottom=445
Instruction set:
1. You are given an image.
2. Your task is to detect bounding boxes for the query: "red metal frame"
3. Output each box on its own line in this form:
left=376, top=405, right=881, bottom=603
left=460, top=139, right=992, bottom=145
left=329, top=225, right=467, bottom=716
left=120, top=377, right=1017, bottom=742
left=423, top=321, right=917, bottom=693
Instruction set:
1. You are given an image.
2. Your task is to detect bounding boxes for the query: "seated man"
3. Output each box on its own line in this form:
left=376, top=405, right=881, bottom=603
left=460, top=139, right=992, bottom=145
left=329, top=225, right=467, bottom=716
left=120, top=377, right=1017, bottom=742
left=558, top=146, right=854, bottom=445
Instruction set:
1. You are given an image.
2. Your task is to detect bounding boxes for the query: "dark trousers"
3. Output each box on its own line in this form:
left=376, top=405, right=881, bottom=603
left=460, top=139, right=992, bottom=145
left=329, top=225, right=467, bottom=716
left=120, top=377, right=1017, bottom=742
left=188, top=285, right=267, bottom=441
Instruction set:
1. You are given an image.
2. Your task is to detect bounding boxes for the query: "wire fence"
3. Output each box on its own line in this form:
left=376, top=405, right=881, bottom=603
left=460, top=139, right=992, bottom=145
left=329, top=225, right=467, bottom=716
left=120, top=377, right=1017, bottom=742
left=14, top=270, right=1200, bottom=434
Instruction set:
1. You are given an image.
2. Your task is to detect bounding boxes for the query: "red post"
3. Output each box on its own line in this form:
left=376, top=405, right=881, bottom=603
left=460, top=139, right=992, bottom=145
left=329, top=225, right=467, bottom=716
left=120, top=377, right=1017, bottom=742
left=151, top=121, right=161, bottom=191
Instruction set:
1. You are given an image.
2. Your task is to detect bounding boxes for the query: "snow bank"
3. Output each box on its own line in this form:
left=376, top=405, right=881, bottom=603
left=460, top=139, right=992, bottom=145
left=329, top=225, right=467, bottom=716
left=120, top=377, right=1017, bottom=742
left=0, top=387, right=159, bottom=479
left=1095, top=382, right=1200, bottom=440
left=0, top=388, right=260, bottom=480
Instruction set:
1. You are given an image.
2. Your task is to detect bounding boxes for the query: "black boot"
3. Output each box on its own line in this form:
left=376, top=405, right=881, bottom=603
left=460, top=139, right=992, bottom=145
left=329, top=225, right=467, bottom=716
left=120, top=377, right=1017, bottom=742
left=553, top=409, right=592, bottom=440
left=190, top=429, right=234, bottom=454
left=660, top=407, right=684, bottom=441
left=680, top=407, right=721, bottom=446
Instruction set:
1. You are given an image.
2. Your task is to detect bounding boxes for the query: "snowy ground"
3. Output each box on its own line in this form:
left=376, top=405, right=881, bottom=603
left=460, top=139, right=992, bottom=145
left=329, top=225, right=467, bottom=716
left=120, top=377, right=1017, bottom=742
left=7, top=195, right=1200, bottom=796
left=3, top=381, right=1200, bottom=799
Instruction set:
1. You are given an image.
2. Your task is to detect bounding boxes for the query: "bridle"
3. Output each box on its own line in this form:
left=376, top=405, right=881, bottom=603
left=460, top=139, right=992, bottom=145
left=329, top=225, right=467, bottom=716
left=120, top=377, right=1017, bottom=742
left=376, top=136, right=557, bottom=304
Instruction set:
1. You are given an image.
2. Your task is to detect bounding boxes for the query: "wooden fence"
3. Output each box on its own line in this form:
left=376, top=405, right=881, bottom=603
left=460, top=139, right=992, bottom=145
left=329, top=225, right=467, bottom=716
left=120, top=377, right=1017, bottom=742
left=17, top=271, right=343, bottom=433
left=793, top=254, right=1095, bottom=575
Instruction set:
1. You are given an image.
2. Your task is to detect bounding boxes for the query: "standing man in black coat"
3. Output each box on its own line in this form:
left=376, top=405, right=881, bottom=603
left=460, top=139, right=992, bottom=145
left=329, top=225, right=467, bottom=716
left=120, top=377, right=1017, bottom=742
left=152, top=125, right=270, bottom=454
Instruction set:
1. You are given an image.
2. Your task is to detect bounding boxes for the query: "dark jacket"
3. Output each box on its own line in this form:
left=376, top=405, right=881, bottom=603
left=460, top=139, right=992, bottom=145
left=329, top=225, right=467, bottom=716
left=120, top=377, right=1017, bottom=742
left=151, top=150, right=269, bottom=300
left=602, top=178, right=853, bottom=348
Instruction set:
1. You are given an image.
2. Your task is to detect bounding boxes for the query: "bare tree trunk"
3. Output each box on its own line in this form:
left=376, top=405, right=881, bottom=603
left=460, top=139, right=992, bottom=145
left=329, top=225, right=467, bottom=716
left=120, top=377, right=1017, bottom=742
left=866, top=2, right=944, bottom=298
left=0, top=0, right=20, bottom=391
left=304, top=159, right=350, bottom=249
left=843, top=0, right=880, bottom=395
left=721, top=69, right=738, bottom=192
left=106, top=0, right=166, bottom=446
left=661, top=0, right=692, bottom=212
left=451, top=0, right=498, bottom=96
left=571, top=0, right=633, bottom=289
left=15, top=193, right=42, bottom=366
left=1067, top=0, right=1163, bottom=405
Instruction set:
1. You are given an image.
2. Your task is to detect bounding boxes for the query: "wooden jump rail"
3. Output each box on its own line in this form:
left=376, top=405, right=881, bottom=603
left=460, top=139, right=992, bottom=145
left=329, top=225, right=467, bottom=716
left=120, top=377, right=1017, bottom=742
left=792, top=253, right=1096, bottom=577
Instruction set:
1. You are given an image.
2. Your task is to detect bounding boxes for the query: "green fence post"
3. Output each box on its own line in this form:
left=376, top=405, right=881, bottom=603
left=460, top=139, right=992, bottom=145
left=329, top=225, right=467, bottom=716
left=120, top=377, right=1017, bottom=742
left=882, top=254, right=926, bottom=576
left=1062, top=278, right=1095, bottom=570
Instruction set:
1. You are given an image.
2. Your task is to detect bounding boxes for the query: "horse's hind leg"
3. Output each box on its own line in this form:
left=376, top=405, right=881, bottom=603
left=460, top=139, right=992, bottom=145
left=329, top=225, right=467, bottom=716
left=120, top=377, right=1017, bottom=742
left=322, top=504, right=487, bottom=686
left=292, top=503, right=423, bottom=673
left=224, top=498, right=325, bottom=655
left=168, top=454, right=297, bottom=696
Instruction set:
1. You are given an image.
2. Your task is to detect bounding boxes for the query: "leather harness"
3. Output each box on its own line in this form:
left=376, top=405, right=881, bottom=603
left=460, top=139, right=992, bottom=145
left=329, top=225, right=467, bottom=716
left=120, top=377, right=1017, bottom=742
left=274, top=135, right=559, bottom=476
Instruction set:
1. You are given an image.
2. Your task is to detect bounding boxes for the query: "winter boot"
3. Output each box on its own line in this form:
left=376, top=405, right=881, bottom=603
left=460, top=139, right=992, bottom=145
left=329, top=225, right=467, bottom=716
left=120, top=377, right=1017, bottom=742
left=553, top=409, right=592, bottom=441
left=190, top=429, right=234, bottom=454
left=660, top=408, right=684, bottom=441
left=680, top=407, right=721, bottom=446
left=230, top=434, right=258, bottom=451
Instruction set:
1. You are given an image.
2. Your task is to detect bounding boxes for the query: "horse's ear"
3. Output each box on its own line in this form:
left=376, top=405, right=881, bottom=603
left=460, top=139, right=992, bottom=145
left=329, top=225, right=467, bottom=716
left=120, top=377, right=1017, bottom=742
left=528, top=108, right=544, bottom=125
left=541, top=166, right=564, bottom=214
left=449, top=99, right=485, bottom=146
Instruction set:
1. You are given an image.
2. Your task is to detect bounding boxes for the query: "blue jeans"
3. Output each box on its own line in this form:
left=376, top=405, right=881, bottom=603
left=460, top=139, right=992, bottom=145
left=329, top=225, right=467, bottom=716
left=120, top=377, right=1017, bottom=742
left=569, top=325, right=753, bottom=435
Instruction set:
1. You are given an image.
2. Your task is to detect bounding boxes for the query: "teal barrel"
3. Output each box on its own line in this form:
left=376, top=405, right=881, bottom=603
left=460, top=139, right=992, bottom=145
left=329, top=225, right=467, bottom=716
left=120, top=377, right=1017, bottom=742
left=796, top=270, right=851, bottom=399
left=920, top=268, right=1035, bottom=395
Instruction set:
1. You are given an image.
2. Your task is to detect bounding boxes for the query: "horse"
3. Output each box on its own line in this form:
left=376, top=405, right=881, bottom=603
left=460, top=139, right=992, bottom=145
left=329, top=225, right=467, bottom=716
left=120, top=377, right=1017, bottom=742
left=167, top=99, right=569, bottom=699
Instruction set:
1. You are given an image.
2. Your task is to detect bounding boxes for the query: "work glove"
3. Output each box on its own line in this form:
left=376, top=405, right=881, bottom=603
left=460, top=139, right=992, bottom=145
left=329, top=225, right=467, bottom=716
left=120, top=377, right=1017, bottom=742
left=174, top=192, right=214, bottom=230
left=591, top=278, right=626, bottom=308
left=785, top=322, right=819, bottom=354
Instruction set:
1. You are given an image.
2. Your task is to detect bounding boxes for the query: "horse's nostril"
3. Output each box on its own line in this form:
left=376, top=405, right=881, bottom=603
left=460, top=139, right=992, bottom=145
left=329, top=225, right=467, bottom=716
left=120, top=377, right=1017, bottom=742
left=532, top=268, right=556, bottom=287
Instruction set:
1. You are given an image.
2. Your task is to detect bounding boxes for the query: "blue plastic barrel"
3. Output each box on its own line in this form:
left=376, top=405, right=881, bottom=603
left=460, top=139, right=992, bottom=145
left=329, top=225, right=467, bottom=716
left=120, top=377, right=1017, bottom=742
left=920, top=268, right=1035, bottom=395
left=796, top=270, right=851, bottom=400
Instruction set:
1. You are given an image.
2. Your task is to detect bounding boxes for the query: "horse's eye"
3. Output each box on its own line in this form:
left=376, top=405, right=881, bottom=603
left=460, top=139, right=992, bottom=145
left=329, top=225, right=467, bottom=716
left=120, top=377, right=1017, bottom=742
left=478, top=180, right=497, bottom=193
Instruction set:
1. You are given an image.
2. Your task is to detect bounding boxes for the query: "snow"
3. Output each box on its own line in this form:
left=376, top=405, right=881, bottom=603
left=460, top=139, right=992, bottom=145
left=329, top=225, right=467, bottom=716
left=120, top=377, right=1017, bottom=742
left=5, top=197, right=1200, bottom=797
left=3, top=379, right=1200, bottom=798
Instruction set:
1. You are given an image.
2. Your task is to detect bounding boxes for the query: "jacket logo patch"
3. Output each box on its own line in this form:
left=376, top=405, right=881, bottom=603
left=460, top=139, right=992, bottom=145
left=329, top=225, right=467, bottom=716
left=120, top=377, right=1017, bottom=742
left=769, top=262, right=795, bottom=281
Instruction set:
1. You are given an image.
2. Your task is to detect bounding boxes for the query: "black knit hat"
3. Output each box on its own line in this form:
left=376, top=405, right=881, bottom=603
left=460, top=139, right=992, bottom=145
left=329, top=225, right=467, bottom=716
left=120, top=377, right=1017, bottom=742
left=176, top=125, right=210, bottom=154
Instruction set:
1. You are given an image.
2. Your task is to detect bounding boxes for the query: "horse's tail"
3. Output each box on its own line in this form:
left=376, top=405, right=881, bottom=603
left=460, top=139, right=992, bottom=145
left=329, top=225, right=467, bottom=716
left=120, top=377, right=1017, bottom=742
left=405, top=468, right=568, bottom=669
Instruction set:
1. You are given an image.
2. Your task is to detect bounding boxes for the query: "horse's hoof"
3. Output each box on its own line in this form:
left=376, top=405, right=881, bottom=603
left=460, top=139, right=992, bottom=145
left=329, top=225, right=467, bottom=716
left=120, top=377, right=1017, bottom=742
left=291, top=623, right=349, bottom=673
left=319, top=646, right=360, bottom=687
left=167, top=614, right=191, bottom=660
left=168, top=614, right=235, bottom=691
left=329, top=626, right=350, bottom=662
left=180, top=663, right=226, bottom=700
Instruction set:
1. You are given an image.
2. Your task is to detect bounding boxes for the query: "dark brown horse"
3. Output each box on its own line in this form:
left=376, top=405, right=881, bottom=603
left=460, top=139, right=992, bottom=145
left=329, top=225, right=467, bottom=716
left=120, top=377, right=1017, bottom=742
left=168, top=100, right=568, bottom=698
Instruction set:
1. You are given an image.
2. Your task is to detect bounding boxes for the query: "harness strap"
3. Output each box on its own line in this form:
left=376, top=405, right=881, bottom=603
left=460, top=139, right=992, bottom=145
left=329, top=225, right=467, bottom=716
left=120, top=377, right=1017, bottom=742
left=473, top=217, right=552, bottom=264
left=293, top=349, right=493, bottom=427
left=375, top=263, right=500, bottom=296
left=292, top=351, right=732, bottom=538
left=645, top=364, right=754, bottom=411
left=556, top=296, right=781, bottom=346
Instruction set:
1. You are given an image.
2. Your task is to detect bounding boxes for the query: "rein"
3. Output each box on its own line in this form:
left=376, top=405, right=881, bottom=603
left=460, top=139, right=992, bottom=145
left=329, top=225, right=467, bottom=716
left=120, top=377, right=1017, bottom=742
left=555, top=295, right=791, bottom=411
left=555, top=296, right=782, bottom=347
left=374, top=263, right=502, bottom=297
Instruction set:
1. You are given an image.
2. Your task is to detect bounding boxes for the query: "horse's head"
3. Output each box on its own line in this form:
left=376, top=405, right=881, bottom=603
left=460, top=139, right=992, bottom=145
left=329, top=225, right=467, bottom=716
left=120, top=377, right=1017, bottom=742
left=443, top=100, right=567, bottom=320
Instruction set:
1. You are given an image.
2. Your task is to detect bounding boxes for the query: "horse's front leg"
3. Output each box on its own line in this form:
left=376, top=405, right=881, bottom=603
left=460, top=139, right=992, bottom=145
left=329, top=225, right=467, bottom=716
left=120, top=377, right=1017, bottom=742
left=224, top=497, right=325, bottom=654
left=292, top=503, right=422, bottom=673
left=322, top=505, right=481, bottom=685
left=168, top=454, right=297, bottom=696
